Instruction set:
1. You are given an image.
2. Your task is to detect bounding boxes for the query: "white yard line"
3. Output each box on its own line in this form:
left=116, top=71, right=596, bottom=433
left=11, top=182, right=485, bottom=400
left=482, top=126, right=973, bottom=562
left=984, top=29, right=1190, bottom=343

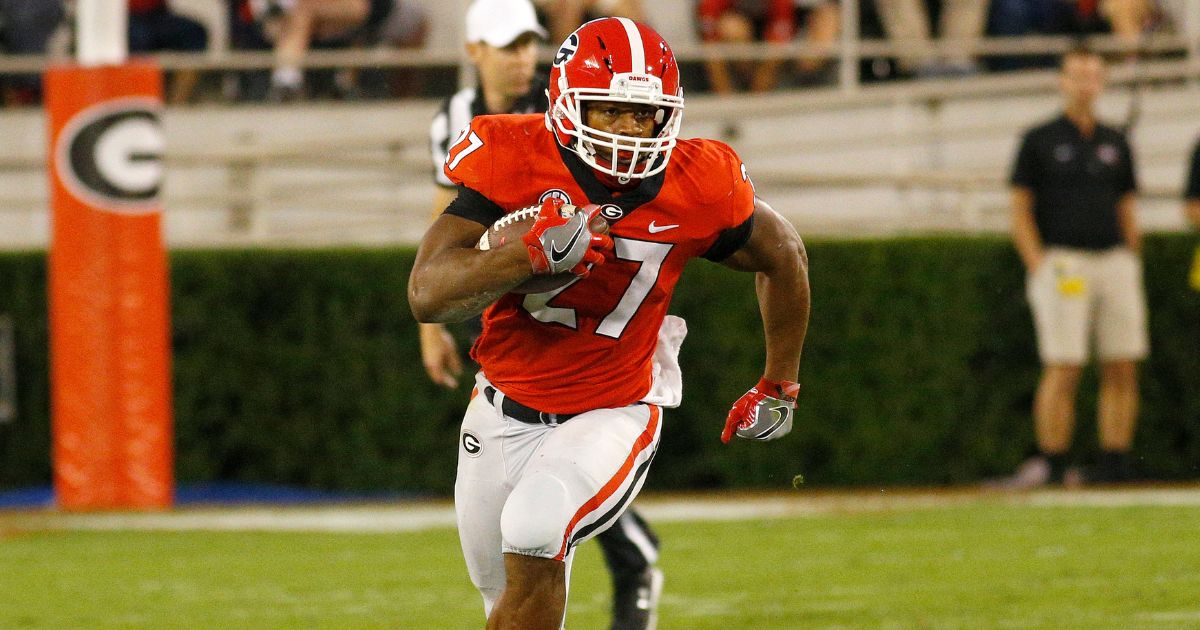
left=3, top=485, right=1199, bottom=533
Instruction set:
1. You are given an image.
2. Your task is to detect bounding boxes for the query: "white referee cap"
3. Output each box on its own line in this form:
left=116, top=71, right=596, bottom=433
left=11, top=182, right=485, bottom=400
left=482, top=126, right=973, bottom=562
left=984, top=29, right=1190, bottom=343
left=466, top=0, right=547, bottom=47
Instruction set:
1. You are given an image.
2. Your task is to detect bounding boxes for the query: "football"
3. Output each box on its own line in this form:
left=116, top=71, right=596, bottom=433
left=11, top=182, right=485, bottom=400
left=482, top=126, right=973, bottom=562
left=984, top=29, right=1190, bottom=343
left=478, top=203, right=609, bottom=294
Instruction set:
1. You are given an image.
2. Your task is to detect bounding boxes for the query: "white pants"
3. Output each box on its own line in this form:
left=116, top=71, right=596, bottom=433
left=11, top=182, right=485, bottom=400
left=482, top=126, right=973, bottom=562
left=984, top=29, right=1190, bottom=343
left=454, top=373, right=663, bottom=617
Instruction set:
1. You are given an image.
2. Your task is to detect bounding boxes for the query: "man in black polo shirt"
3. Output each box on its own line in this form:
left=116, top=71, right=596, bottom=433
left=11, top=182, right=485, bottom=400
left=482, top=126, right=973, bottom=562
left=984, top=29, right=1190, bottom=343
left=417, top=2, right=664, bottom=627
left=1003, top=44, right=1148, bottom=488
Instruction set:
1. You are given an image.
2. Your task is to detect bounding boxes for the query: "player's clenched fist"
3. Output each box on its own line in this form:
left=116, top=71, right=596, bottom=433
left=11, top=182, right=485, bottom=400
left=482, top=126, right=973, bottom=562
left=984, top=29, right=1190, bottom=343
left=721, top=378, right=801, bottom=443
left=522, top=198, right=612, bottom=277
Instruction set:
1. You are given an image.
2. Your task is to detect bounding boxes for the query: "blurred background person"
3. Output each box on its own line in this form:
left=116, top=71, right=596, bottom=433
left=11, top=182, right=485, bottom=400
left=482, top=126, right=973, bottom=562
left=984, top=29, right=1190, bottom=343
left=421, top=1, right=664, bottom=627
left=987, top=0, right=1158, bottom=70
left=0, top=0, right=66, bottom=106
left=1186, top=134, right=1200, bottom=231
left=697, top=0, right=839, bottom=93
left=128, top=0, right=209, bottom=104
left=245, top=0, right=426, bottom=101
left=533, top=0, right=646, bottom=44
left=1003, top=44, right=1146, bottom=488
left=873, top=0, right=990, bottom=77
left=1097, top=0, right=1158, bottom=50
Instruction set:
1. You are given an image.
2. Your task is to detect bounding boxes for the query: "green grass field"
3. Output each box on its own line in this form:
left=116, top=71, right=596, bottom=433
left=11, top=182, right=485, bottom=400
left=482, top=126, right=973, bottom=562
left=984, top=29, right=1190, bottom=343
left=3, top=491, right=1200, bottom=629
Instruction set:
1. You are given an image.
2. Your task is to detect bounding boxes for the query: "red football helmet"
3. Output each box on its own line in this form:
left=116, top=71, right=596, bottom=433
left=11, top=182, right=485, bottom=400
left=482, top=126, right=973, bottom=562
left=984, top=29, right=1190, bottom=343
left=547, top=17, right=684, bottom=180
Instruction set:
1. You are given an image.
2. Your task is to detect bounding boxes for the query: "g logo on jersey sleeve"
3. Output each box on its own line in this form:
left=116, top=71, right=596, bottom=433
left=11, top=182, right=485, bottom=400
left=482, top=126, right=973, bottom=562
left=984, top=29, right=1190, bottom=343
left=55, top=97, right=164, bottom=214
left=539, top=189, right=572, bottom=205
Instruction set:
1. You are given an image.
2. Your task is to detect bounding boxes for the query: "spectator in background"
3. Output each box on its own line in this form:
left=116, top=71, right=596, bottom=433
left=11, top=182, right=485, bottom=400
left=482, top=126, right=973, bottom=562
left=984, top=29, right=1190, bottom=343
left=248, top=0, right=426, bottom=101
left=421, top=2, right=664, bottom=628
left=988, top=0, right=1156, bottom=70
left=128, top=0, right=208, bottom=104
left=373, top=0, right=428, bottom=97
left=533, top=0, right=646, bottom=45
left=874, top=0, right=990, bottom=77
left=1003, top=44, right=1147, bottom=488
left=698, top=0, right=839, bottom=93
left=0, top=0, right=66, bottom=106
left=1096, top=0, right=1157, bottom=49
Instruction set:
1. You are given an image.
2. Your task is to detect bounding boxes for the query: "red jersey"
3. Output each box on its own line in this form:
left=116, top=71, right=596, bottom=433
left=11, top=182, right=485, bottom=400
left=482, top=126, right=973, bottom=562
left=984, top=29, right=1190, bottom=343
left=129, top=0, right=165, bottom=14
left=443, top=114, right=755, bottom=413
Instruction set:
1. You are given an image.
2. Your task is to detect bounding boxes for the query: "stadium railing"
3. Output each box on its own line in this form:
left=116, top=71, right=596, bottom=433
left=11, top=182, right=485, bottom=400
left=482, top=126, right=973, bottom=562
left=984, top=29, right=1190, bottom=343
left=0, top=31, right=1198, bottom=246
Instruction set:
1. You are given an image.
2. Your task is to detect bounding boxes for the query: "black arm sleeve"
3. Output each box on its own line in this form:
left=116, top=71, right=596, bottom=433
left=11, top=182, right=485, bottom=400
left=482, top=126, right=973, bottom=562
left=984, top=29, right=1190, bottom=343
left=444, top=185, right=506, bottom=227
left=1187, top=139, right=1200, bottom=200
left=702, top=213, right=755, bottom=262
left=1010, top=132, right=1037, bottom=188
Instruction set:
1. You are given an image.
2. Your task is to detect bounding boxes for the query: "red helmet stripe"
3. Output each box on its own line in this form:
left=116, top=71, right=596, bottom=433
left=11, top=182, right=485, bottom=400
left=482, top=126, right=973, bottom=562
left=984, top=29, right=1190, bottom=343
left=615, top=17, right=645, bottom=75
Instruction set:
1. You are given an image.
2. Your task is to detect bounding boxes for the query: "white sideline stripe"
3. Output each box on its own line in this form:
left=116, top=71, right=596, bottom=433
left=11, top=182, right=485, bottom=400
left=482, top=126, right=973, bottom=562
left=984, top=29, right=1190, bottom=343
left=4, top=486, right=1200, bottom=533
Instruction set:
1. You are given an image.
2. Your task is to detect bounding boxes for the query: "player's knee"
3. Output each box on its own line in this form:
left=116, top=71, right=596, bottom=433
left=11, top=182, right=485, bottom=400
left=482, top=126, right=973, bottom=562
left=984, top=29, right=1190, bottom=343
left=501, top=474, right=572, bottom=557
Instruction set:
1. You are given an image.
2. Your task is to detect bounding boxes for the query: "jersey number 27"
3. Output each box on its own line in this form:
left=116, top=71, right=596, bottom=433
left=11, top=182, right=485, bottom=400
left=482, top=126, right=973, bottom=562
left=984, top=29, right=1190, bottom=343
left=523, top=238, right=672, bottom=339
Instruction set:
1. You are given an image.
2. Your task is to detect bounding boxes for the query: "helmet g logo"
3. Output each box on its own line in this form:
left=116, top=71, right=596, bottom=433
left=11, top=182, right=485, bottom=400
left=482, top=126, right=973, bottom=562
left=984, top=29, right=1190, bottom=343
left=55, top=97, right=164, bottom=214
left=554, top=33, right=578, bottom=67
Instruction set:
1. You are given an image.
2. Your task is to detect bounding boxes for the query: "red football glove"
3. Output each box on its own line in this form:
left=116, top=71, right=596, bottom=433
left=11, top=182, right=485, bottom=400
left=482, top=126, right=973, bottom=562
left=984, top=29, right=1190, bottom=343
left=721, top=378, right=801, bottom=443
left=522, top=198, right=612, bottom=277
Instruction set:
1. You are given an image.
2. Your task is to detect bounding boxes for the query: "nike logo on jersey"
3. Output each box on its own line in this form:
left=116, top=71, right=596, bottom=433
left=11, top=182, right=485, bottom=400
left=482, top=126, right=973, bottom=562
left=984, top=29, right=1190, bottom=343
left=647, top=221, right=679, bottom=234
left=550, top=221, right=586, bottom=263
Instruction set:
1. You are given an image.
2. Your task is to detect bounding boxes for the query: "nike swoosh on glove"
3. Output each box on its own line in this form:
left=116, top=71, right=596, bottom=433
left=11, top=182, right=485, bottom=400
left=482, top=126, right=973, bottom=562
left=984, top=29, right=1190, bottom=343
left=522, top=198, right=613, bottom=277
left=721, top=377, right=801, bottom=443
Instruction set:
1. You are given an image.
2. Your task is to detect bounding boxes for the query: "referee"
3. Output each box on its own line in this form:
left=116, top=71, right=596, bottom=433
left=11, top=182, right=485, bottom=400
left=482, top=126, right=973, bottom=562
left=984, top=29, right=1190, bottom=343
left=417, top=2, right=664, bottom=628
left=1004, top=44, right=1148, bottom=488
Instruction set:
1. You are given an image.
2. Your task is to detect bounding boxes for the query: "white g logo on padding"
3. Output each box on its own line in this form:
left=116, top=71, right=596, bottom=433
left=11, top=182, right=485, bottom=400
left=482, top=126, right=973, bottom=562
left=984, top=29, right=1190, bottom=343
left=56, top=97, right=164, bottom=214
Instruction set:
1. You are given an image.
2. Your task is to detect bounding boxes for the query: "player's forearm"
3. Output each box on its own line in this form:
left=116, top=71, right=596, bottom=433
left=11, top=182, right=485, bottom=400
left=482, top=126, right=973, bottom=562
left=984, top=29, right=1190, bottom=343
left=409, top=244, right=530, bottom=323
left=1010, top=190, right=1042, bottom=270
left=755, top=236, right=810, bottom=383
left=1185, top=199, right=1200, bottom=230
left=1117, top=194, right=1141, bottom=253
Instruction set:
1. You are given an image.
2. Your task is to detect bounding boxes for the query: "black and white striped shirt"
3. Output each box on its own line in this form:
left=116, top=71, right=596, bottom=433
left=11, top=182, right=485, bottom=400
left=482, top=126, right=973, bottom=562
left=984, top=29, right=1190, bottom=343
left=429, top=78, right=548, bottom=188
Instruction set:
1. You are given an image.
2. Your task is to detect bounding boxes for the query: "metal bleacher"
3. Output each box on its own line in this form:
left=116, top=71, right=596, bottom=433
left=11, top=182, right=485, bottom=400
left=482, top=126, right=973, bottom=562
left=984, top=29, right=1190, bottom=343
left=0, top=1, right=1198, bottom=248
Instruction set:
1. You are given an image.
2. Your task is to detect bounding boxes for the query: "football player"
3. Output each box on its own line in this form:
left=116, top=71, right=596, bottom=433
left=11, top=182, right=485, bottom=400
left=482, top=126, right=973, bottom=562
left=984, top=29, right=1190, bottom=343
left=419, top=2, right=665, bottom=628
left=408, top=16, right=810, bottom=629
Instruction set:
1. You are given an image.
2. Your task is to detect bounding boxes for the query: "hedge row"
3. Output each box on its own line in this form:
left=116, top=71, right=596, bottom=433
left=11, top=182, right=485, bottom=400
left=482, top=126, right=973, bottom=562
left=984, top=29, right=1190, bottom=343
left=1, top=235, right=1197, bottom=493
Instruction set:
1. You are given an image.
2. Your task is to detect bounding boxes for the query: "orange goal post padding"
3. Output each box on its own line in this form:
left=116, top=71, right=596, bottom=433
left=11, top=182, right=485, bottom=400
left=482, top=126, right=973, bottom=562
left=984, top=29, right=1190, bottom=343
left=45, top=62, right=174, bottom=510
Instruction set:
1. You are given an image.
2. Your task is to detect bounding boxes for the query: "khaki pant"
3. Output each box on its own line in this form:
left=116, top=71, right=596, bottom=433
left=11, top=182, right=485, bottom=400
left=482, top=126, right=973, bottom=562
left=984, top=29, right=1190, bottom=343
left=1026, top=247, right=1149, bottom=365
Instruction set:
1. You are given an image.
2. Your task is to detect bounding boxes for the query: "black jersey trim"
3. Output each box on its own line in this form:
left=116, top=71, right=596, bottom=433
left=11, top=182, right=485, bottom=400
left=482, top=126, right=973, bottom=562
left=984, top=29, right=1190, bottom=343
left=444, top=185, right=506, bottom=226
left=555, top=143, right=665, bottom=223
left=703, top=213, right=755, bottom=262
